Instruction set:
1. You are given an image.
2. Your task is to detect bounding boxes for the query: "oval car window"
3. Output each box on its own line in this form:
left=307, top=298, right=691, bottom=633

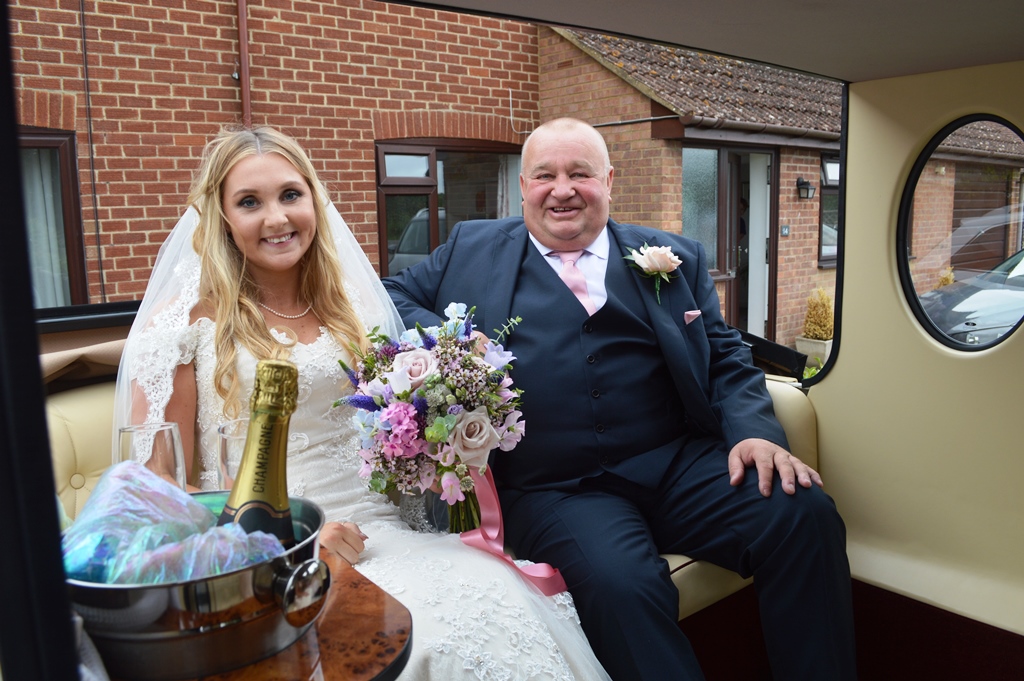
left=899, top=116, right=1024, bottom=349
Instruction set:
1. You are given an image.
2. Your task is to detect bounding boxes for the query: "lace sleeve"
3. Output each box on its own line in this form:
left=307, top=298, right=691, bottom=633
left=113, top=212, right=202, bottom=455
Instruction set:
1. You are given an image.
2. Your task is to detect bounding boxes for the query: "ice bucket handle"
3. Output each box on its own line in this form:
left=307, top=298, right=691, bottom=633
left=273, top=557, right=331, bottom=627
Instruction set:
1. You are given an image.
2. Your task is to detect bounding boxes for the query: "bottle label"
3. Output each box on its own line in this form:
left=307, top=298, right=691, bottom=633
left=251, top=421, right=274, bottom=493
left=217, top=501, right=294, bottom=548
left=219, top=500, right=296, bottom=549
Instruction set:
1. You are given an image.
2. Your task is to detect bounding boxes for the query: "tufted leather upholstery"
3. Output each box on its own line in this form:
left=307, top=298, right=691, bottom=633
left=47, top=381, right=117, bottom=522
left=45, top=376, right=817, bottom=620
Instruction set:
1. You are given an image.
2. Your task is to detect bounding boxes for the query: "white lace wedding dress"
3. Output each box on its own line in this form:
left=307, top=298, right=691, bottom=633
left=183, top=318, right=610, bottom=681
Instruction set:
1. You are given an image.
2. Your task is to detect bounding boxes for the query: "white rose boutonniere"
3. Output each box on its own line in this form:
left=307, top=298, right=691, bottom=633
left=624, top=243, right=681, bottom=304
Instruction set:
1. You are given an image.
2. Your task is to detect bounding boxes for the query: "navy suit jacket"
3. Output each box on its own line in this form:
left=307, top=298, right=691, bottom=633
left=383, top=217, right=788, bottom=453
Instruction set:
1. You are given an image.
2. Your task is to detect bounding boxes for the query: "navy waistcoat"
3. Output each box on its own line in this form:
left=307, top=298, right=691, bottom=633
left=494, top=237, right=687, bottom=492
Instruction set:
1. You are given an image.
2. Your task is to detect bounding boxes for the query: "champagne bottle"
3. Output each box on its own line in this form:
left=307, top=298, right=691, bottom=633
left=217, top=358, right=298, bottom=549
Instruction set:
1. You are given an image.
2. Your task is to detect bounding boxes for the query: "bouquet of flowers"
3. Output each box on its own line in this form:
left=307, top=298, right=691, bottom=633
left=335, top=303, right=525, bottom=533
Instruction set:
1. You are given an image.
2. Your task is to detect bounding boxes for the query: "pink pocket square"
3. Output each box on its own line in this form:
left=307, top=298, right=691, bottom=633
left=684, top=310, right=702, bottom=325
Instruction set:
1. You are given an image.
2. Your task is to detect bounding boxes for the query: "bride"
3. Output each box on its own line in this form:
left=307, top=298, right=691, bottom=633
left=113, top=126, right=610, bottom=680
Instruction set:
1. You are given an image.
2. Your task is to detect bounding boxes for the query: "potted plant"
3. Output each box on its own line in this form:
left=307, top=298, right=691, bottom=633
left=795, top=287, right=834, bottom=367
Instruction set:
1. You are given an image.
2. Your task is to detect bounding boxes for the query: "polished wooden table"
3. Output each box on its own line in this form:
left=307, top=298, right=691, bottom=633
left=198, top=551, right=412, bottom=681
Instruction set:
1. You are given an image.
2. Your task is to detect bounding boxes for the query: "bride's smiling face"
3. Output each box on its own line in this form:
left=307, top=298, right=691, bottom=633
left=221, top=152, right=317, bottom=281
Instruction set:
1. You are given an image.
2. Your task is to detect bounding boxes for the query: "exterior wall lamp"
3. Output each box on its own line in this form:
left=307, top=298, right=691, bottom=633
left=796, top=177, right=816, bottom=199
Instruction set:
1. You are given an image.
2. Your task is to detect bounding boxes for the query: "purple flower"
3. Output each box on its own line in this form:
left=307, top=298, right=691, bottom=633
left=341, top=394, right=381, bottom=412
left=416, top=323, right=438, bottom=350
left=379, top=341, right=399, bottom=360
left=412, top=395, right=429, bottom=416
left=482, top=342, right=515, bottom=370
left=447, top=404, right=464, bottom=416
left=338, top=359, right=360, bottom=387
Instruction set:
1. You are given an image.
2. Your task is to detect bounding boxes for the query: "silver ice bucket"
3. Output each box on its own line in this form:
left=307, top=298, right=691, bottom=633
left=66, top=492, right=331, bottom=680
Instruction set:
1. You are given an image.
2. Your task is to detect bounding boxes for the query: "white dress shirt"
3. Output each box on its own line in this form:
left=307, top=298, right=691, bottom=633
left=528, top=227, right=610, bottom=312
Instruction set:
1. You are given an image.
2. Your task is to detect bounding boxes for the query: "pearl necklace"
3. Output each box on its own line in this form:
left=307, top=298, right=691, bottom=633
left=257, top=301, right=313, bottom=319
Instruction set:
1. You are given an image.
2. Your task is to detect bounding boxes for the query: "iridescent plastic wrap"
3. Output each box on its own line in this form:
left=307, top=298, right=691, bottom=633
left=63, top=461, right=284, bottom=584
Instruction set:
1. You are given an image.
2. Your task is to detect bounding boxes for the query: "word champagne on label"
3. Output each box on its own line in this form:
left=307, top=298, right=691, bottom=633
left=217, top=359, right=298, bottom=549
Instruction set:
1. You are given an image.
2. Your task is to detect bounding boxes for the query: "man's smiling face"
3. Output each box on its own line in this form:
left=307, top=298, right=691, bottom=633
left=519, top=120, right=614, bottom=252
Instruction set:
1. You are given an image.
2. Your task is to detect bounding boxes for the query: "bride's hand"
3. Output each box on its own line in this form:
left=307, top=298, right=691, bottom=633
left=470, top=330, right=490, bottom=357
left=319, top=521, right=367, bottom=566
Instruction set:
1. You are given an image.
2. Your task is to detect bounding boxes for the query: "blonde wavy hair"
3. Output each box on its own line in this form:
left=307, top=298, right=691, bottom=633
left=187, top=126, right=369, bottom=416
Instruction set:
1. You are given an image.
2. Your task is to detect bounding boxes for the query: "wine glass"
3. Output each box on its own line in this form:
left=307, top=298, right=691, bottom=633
left=217, top=418, right=249, bottom=490
left=116, top=422, right=187, bottom=491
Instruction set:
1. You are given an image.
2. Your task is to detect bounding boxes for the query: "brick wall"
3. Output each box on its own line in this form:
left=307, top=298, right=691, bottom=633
left=908, top=160, right=957, bottom=294
left=774, top=148, right=836, bottom=347
left=538, top=27, right=837, bottom=345
left=10, top=0, right=539, bottom=302
left=13, top=1, right=839, bottom=347
left=537, top=27, right=682, bottom=235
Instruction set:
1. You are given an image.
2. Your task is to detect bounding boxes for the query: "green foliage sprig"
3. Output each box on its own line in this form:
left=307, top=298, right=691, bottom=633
left=492, top=315, right=523, bottom=344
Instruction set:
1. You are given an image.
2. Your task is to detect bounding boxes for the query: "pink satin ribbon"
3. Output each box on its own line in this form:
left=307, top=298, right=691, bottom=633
left=460, top=469, right=568, bottom=597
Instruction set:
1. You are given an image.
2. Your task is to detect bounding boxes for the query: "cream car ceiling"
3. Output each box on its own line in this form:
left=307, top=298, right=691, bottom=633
left=384, top=0, right=1024, bottom=82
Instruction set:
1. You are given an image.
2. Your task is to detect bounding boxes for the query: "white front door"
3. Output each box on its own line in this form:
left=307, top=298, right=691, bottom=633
left=746, top=153, right=771, bottom=335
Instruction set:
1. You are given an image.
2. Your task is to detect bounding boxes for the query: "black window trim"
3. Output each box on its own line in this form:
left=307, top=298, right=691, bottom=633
left=896, top=112, right=1024, bottom=352
left=374, top=138, right=522, bottom=274
left=818, top=153, right=841, bottom=267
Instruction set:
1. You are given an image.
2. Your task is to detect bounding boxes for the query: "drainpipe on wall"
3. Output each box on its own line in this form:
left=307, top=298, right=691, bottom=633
left=237, top=0, right=252, bottom=127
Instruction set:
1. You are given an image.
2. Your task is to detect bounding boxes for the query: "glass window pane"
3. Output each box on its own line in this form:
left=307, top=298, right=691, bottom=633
left=436, top=151, right=522, bottom=226
left=823, top=160, right=841, bottom=186
left=386, top=194, right=430, bottom=274
left=820, top=192, right=839, bottom=260
left=905, top=119, right=1024, bottom=348
left=20, top=148, right=70, bottom=308
left=380, top=147, right=522, bottom=275
left=682, top=148, right=719, bottom=269
left=384, top=153, right=430, bottom=178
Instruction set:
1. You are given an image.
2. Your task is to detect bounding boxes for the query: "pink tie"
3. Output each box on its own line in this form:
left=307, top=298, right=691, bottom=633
left=552, top=250, right=597, bottom=316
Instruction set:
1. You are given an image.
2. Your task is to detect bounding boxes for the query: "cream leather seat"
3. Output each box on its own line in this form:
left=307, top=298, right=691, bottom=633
left=45, top=374, right=816, bottom=620
left=665, top=377, right=818, bottom=618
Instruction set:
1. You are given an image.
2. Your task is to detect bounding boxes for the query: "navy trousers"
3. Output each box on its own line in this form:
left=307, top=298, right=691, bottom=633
left=500, top=433, right=856, bottom=681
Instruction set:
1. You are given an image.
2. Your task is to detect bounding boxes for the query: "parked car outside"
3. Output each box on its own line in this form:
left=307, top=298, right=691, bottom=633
left=919, top=247, right=1024, bottom=345
left=388, top=208, right=447, bottom=274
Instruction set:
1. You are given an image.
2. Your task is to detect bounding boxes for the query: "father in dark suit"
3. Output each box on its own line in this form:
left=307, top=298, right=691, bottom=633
left=384, top=118, right=856, bottom=680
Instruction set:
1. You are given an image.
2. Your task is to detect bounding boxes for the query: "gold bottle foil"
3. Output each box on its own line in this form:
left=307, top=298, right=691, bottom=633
left=217, top=359, right=298, bottom=548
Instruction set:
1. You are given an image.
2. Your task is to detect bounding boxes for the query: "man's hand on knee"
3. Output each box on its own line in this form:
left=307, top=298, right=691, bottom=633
left=727, top=438, right=823, bottom=497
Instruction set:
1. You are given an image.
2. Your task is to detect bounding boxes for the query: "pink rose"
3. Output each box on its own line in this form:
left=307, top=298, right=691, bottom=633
left=449, top=406, right=500, bottom=470
left=633, top=245, right=681, bottom=275
left=391, top=348, right=438, bottom=391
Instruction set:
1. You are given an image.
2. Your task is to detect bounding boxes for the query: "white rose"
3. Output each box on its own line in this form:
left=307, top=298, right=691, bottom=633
left=383, top=367, right=412, bottom=395
left=450, top=406, right=500, bottom=471
left=391, top=348, right=438, bottom=390
left=635, top=245, right=681, bottom=274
